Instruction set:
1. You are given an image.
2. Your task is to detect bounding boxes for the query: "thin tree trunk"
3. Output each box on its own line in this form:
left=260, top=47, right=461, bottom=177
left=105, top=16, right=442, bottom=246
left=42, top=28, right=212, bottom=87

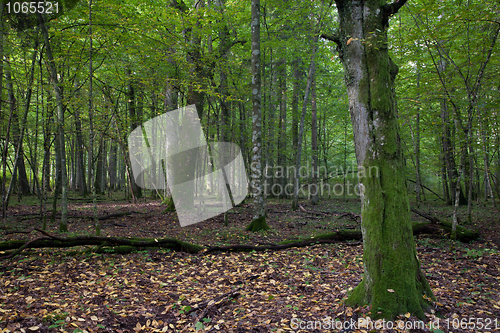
left=89, top=0, right=100, bottom=235
left=414, top=71, right=422, bottom=206
left=51, top=131, right=61, bottom=224
left=277, top=59, right=287, bottom=199
left=266, top=59, right=277, bottom=197
left=246, top=0, right=268, bottom=232
left=38, top=13, right=68, bottom=232
left=310, top=68, right=319, bottom=205
left=292, top=55, right=316, bottom=210
left=479, top=115, right=494, bottom=206
left=291, top=59, right=301, bottom=153
left=95, top=137, right=104, bottom=194
left=74, top=109, right=87, bottom=196
left=452, top=168, right=462, bottom=240
left=441, top=98, right=465, bottom=205
left=4, top=36, right=38, bottom=208
left=127, top=69, right=142, bottom=199
left=290, top=59, right=301, bottom=196
left=0, top=1, right=6, bottom=219
left=108, top=142, right=117, bottom=191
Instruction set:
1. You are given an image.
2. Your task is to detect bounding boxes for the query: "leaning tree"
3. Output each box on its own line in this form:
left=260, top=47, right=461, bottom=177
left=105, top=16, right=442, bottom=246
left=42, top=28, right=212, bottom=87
left=323, top=0, right=435, bottom=319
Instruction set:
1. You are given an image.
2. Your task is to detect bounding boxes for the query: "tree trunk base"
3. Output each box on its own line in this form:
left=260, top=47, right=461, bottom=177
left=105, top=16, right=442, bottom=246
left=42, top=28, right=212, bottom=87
left=345, top=265, right=435, bottom=320
left=246, top=215, right=270, bottom=232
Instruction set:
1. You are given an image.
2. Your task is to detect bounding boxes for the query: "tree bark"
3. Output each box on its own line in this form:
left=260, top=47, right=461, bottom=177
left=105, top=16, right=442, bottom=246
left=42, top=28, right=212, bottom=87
left=5, top=37, right=38, bottom=207
left=414, top=71, right=422, bottom=206
left=277, top=59, right=287, bottom=199
left=334, top=0, right=434, bottom=319
left=5, top=57, right=31, bottom=200
left=246, top=0, right=268, bottom=232
left=74, top=109, right=87, bottom=196
left=311, top=67, right=319, bottom=205
left=38, top=13, right=68, bottom=232
left=0, top=1, right=6, bottom=218
left=292, top=56, right=316, bottom=210
left=108, top=142, right=117, bottom=191
left=127, top=69, right=142, bottom=199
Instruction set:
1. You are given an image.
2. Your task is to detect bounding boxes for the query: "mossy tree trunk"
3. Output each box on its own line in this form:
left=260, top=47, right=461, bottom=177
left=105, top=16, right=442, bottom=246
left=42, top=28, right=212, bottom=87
left=332, top=0, right=434, bottom=320
left=246, top=0, right=269, bottom=232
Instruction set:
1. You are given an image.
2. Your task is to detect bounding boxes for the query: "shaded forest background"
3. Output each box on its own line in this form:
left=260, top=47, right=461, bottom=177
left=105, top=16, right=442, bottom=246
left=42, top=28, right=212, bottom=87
left=1, top=0, right=499, bottom=227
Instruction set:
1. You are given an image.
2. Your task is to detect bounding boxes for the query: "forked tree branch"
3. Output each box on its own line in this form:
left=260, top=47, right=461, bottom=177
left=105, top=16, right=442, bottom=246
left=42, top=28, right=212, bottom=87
left=320, top=33, right=341, bottom=47
left=383, top=0, right=409, bottom=19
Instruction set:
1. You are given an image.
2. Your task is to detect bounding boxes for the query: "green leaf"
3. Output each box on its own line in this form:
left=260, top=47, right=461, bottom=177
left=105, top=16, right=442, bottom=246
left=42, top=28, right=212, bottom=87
left=194, top=321, right=204, bottom=331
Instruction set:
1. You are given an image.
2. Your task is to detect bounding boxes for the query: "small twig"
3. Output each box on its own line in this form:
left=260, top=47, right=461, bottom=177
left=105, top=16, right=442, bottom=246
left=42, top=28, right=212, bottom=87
left=299, top=205, right=329, bottom=216
left=186, top=286, right=243, bottom=315
left=34, top=228, right=65, bottom=241
left=298, top=215, right=322, bottom=220
left=181, top=287, right=242, bottom=332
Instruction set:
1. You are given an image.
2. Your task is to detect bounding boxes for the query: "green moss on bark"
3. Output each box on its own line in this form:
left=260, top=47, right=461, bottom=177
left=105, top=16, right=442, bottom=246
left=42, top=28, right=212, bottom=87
left=162, top=195, right=176, bottom=212
left=246, top=215, right=270, bottom=232
left=335, top=0, right=436, bottom=320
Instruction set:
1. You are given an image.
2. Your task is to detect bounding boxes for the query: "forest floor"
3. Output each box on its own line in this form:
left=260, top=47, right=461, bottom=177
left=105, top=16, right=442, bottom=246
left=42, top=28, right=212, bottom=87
left=1, top=195, right=499, bottom=332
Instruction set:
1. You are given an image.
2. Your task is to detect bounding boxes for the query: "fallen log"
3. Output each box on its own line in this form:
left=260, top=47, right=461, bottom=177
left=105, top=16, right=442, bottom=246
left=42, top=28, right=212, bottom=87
left=0, top=230, right=203, bottom=259
left=203, top=239, right=362, bottom=254
left=0, top=218, right=479, bottom=259
left=411, top=208, right=479, bottom=242
left=205, top=230, right=363, bottom=254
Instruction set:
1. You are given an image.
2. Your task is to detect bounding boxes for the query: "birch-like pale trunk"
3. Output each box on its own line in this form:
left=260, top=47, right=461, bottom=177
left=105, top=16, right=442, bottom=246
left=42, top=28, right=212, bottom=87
left=246, top=0, right=268, bottom=232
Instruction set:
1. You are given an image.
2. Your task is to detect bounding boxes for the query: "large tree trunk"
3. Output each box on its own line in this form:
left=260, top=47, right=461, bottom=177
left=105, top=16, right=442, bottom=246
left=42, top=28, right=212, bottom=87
left=333, top=0, right=434, bottom=319
left=246, top=0, right=268, bottom=232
